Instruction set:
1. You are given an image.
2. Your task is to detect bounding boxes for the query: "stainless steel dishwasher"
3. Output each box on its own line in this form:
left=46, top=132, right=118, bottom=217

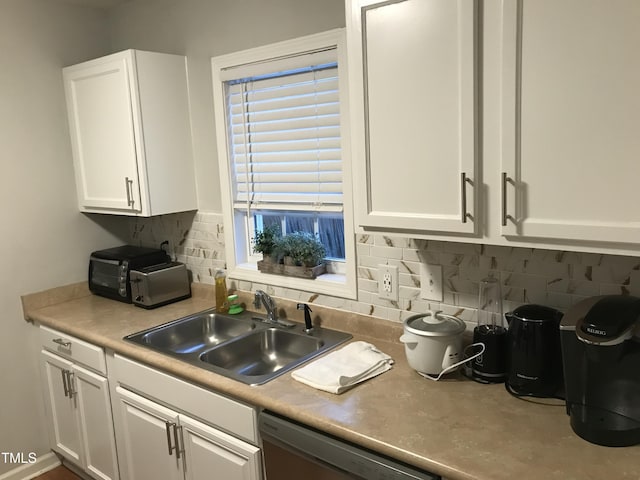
left=259, top=411, right=441, bottom=480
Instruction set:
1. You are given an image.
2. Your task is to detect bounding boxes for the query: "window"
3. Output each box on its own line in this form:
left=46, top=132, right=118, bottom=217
left=212, top=30, right=356, bottom=298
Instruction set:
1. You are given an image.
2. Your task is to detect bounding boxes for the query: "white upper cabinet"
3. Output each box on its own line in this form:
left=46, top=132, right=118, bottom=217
left=347, top=0, right=478, bottom=234
left=64, top=50, right=197, bottom=217
left=499, top=0, right=640, bottom=245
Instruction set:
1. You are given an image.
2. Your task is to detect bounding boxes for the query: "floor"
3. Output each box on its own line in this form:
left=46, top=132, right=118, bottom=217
left=33, top=465, right=81, bottom=480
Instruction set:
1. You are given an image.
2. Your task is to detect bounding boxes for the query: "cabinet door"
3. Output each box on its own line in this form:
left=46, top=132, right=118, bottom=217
left=180, top=415, right=261, bottom=480
left=64, top=52, right=142, bottom=213
left=115, top=387, right=182, bottom=480
left=40, top=350, right=83, bottom=465
left=74, top=365, right=119, bottom=480
left=349, top=0, right=478, bottom=234
left=500, top=0, right=640, bottom=244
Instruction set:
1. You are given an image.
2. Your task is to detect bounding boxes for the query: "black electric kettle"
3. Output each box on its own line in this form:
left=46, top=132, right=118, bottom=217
left=505, top=304, right=564, bottom=398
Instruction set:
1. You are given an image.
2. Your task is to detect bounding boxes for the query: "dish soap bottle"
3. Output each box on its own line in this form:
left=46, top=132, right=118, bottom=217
left=215, top=269, right=230, bottom=313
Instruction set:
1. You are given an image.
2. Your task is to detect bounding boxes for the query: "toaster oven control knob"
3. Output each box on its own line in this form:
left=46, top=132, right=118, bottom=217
left=119, top=287, right=127, bottom=297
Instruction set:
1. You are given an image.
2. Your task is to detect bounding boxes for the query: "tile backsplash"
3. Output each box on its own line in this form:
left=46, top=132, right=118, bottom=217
left=128, top=211, right=640, bottom=330
left=128, top=211, right=226, bottom=284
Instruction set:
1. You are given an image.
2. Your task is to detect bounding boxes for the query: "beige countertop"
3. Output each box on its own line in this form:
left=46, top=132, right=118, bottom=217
left=23, top=284, right=640, bottom=480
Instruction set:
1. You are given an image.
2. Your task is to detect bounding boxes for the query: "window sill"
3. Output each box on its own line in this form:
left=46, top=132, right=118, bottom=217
left=229, top=262, right=356, bottom=300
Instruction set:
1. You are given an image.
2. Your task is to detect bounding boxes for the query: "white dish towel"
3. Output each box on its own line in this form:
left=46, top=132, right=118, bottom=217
left=291, top=341, right=394, bottom=394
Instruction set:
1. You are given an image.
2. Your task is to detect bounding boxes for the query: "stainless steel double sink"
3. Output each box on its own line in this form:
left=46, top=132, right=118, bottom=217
left=124, top=309, right=352, bottom=385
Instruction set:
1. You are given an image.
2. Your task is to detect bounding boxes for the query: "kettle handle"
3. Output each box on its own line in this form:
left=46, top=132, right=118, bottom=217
left=505, top=312, right=516, bottom=325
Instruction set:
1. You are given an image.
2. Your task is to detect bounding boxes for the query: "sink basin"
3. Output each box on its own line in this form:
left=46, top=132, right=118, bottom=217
left=124, top=309, right=257, bottom=354
left=124, top=309, right=352, bottom=385
left=200, top=328, right=324, bottom=377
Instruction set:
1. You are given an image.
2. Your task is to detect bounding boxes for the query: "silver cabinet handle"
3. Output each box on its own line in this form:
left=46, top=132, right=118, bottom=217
left=61, top=369, right=69, bottom=397
left=65, top=371, right=75, bottom=398
left=166, top=421, right=177, bottom=456
left=461, top=172, right=471, bottom=224
left=53, top=338, right=71, bottom=348
left=176, top=425, right=186, bottom=473
left=501, top=172, right=510, bottom=226
left=174, top=424, right=182, bottom=460
left=125, top=177, right=134, bottom=207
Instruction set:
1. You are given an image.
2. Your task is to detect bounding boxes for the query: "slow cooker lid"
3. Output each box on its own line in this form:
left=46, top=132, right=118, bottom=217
left=405, top=311, right=466, bottom=336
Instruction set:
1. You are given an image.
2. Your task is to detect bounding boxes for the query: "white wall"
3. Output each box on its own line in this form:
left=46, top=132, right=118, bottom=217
left=0, top=0, right=127, bottom=474
left=107, top=0, right=346, bottom=212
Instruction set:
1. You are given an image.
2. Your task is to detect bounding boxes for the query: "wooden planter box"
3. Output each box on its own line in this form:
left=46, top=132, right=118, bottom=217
left=257, top=257, right=326, bottom=279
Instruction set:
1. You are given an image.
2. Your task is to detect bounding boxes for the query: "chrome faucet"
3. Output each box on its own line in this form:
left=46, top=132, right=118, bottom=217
left=254, top=290, right=278, bottom=323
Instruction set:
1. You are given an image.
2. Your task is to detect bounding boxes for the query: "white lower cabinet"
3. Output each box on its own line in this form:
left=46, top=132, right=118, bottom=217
left=115, top=387, right=260, bottom=480
left=116, top=388, right=182, bottom=480
left=111, top=355, right=262, bottom=480
left=39, top=327, right=119, bottom=480
left=180, top=414, right=260, bottom=480
left=38, top=330, right=261, bottom=480
left=41, top=351, right=83, bottom=465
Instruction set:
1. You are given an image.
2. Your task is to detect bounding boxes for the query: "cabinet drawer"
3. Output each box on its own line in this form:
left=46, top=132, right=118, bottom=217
left=40, top=326, right=106, bottom=375
left=113, top=354, right=258, bottom=444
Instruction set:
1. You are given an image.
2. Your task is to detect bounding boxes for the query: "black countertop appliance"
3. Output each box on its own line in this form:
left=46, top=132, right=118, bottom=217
left=505, top=304, right=564, bottom=398
left=560, top=295, right=640, bottom=447
left=89, top=245, right=169, bottom=303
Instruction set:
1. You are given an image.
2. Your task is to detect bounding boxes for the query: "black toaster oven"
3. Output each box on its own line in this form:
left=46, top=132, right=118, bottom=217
left=89, top=245, right=169, bottom=303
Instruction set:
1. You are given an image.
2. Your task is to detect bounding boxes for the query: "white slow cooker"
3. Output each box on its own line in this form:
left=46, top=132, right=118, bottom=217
left=400, top=311, right=467, bottom=378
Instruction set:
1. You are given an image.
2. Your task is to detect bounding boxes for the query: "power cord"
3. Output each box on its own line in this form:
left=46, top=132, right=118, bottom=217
left=418, top=343, right=486, bottom=382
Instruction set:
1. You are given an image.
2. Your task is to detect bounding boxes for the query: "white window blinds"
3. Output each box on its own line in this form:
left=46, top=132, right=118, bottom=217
left=225, top=50, right=343, bottom=213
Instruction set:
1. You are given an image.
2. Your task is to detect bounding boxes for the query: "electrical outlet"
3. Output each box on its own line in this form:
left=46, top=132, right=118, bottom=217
left=378, top=264, right=399, bottom=301
left=421, top=264, right=443, bottom=302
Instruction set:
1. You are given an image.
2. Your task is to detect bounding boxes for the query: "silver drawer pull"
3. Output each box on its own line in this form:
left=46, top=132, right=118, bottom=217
left=53, top=338, right=71, bottom=348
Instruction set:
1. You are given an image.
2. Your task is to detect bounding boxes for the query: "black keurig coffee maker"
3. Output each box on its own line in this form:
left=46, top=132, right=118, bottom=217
left=472, top=278, right=508, bottom=383
left=560, top=295, right=640, bottom=447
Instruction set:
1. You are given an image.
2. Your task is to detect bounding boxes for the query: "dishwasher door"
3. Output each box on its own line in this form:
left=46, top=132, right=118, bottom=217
left=259, top=411, right=440, bottom=480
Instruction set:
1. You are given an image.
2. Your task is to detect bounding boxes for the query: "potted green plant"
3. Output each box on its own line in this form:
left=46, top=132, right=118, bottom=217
left=256, top=230, right=327, bottom=279
left=278, top=232, right=326, bottom=267
left=252, top=224, right=281, bottom=262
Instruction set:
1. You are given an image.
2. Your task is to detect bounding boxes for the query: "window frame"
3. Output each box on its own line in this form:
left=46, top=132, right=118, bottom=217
left=211, top=29, right=357, bottom=299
